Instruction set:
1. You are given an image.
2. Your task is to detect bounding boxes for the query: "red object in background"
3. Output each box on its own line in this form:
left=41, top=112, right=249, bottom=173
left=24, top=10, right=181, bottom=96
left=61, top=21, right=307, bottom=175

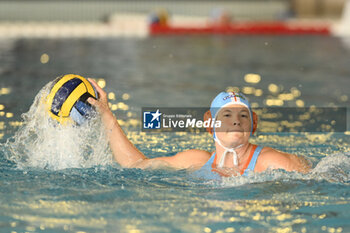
left=150, top=22, right=331, bottom=36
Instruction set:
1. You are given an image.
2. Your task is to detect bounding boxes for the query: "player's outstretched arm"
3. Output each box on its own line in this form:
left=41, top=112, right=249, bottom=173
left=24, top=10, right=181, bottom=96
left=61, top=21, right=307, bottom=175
left=87, top=78, right=148, bottom=167
left=87, top=78, right=210, bottom=169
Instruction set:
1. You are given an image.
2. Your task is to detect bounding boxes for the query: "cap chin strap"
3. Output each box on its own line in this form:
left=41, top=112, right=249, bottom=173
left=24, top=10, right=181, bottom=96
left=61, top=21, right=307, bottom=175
left=214, top=135, right=243, bottom=168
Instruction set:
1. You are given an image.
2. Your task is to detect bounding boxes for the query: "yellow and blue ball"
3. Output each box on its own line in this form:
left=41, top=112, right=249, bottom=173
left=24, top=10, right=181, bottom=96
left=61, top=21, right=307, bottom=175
left=46, top=74, right=98, bottom=125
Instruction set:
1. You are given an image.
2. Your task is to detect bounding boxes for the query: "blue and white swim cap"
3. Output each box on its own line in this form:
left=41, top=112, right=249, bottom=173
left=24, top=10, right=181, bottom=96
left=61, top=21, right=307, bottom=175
left=210, top=92, right=253, bottom=138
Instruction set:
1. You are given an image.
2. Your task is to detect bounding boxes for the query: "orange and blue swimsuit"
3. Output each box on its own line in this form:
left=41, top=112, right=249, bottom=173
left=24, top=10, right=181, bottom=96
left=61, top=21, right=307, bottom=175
left=193, top=145, right=263, bottom=180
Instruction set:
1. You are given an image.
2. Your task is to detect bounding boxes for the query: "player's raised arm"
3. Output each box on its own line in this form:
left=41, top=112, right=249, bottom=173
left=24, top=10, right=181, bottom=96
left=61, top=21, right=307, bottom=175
left=87, top=78, right=149, bottom=167
left=87, top=78, right=210, bottom=169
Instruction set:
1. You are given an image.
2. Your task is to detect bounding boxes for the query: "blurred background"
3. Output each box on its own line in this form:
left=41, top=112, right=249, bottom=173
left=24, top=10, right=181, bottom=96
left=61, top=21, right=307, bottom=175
left=0, top=0, right=348, bottom=37
left=0, top=0, right=349, bottom=140
left=0, top=2, right=350, bottom=233
left=0, top=0, right=346, bottom=22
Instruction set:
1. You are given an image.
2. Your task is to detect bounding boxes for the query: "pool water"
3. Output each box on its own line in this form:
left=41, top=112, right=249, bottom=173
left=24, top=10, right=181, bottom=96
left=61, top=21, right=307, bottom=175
left=0, top=36, right=350, bottom=233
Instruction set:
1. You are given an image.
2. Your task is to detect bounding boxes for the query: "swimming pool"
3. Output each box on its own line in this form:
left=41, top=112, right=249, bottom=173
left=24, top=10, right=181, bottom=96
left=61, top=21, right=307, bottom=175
left=0, top=36, right=349, bottom=233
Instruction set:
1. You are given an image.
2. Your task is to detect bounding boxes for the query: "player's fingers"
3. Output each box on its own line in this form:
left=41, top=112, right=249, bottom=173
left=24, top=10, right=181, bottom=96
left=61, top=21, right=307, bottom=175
left=87, top=97, right=99, bottom=107
left=88, top=78, right=107, bottom=100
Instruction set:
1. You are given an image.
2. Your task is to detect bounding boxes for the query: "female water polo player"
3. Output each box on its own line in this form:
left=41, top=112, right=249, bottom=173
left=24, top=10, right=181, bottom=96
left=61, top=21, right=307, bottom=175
left=87, top=79, right=310, bottom=178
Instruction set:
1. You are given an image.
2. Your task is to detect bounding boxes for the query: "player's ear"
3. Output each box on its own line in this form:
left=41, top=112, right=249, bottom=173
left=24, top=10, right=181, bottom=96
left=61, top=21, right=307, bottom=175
left=252, top=111, right=258, bottom=134
left=203, top=110, right=213, bottom=135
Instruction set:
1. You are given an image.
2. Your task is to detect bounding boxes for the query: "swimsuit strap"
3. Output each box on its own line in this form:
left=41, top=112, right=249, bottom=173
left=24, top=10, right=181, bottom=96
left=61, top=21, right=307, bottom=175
left=206, top=152, right=216, bottom=168
left=242, top=145, right=263, bottom=176
left=240, top=145, right=257, bottom=175
left=191, top=152, right=221, bottom=180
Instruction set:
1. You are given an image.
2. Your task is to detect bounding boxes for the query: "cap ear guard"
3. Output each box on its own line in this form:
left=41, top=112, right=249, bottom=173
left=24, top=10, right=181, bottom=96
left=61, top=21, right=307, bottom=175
left=252, top=111, right=258, bottom=134
left=203, top=110, right=213, bottom=135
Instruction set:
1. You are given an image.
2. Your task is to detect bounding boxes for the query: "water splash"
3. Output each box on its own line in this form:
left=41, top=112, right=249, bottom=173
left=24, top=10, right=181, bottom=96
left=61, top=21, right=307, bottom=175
left=220, top=152, right=350, bottom=187
left=2, top=80, right=113, bottom=170
left=310, top=152, right=350, bottom=183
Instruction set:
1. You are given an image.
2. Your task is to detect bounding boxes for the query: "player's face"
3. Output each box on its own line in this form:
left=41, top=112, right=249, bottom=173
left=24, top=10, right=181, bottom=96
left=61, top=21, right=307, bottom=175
left=215, top=104, right=251, bottom=147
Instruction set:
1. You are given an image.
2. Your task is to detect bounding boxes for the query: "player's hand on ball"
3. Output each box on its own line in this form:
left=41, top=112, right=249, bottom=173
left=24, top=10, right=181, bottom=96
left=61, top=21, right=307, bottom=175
left=87, top=78, right=111, bottom=116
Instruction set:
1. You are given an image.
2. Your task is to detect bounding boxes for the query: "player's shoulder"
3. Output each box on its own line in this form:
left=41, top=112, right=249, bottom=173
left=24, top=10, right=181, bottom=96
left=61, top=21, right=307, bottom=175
left=257, top=146, right=311, bottom=173
left=259, top=146, right=290, bottom=159
left=256, top=146, right=292, bottom=171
